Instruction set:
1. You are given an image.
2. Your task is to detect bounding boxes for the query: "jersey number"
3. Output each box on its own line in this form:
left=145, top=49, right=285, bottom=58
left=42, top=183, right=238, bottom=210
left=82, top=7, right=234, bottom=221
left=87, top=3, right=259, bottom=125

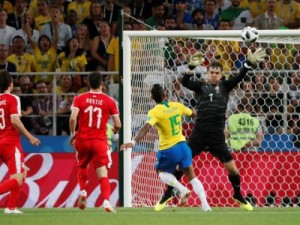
left=84, top=106, right=102, bottom=129
left=238, top=118, right=254, bottom=126
left=169, top=114, right=180, bottom=136
left=0, top=108, right=5, bottom=130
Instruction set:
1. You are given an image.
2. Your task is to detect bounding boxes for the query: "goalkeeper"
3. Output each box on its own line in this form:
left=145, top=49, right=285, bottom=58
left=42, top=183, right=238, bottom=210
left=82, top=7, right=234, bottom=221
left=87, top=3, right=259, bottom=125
left=156, top=48, right=267, bottom=211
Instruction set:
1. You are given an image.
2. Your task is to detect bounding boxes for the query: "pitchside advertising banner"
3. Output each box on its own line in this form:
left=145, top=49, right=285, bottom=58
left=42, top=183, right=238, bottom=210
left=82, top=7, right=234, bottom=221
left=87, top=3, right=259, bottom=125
left=0, top=136, right=299, bottom=207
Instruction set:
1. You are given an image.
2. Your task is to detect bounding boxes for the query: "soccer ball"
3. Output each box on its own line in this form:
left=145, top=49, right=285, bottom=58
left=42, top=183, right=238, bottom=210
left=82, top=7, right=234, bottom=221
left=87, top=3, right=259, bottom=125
left=241, top=26, right=259, bottom=43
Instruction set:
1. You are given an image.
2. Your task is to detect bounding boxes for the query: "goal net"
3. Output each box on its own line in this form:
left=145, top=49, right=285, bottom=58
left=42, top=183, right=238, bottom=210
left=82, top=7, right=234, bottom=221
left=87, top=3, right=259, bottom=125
left=123, top=30, right=300, bottom=208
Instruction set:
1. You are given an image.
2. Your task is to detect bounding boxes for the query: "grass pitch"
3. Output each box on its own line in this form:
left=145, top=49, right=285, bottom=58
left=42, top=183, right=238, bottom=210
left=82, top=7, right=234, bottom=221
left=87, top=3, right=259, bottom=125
left=0, top=207, right=299, bottom=225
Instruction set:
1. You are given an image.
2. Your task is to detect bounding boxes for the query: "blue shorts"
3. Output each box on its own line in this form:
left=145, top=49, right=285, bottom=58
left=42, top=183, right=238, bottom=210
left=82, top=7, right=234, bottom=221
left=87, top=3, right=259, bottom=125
left=155, top=142, right=192, bottom=173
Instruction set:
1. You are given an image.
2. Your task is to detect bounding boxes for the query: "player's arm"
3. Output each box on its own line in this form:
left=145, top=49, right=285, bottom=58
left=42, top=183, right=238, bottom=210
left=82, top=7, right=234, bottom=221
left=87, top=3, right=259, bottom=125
left=69, top=107, right=79, bottom=145
left=181, top=52, right=205, bottom=91
left=111, top=114, right=121, bottom=134
left=120, top=123, right=152, bottom=150
left=11, top=115, right=40, bottom=146
left=224, top=48, right=267, bottom=90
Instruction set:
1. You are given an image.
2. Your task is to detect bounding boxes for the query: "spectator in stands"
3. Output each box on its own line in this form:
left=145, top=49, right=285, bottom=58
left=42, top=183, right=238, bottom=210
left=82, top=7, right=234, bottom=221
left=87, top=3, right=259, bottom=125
left=54, top=0, right=70, bottom=19
left=65, top=9, right=78, bottom=37
left=220, top=0, right=253, bottom=30
left=208, top=19, right=240, bottom=72
left=0, top=1, right=14, bottom=14
left=0, top=9, right=16, bottom=50
left=259, top=77, right=284, bottom=134
left=203, top=0, right=220, bottom=29
left=292, top=119, right=300, bottom=148
left=252, top=71, right=267, bottom=96
left=76, top=24, right=92, bottom=71
left=101, top=0, right=121, bottom=35
left=28, top=24, right=58, bottom=84
left=7, top=36, right=36, bottom=75
left=173, top=0, right=193, bottom=30
left=275, top=0, right=300, bottom=29
left=91, top=21, right=112, bottom=71
left=31, top=80, right=53, bottom=135
left=270, top=43, right=293, bottom=70
left=0, top=44, right=16, bottom=73
left=164, top=15, right=178, bottom=30
left=67, top=0, right=91, bottom=24
left=128, top=0, right=152, bottom=20
left=57, top=37, right=87, bottom=92
left=254, top=0, right=284, bottom=30
left=82, top=1, right=103, bottom=40
left=107, top=22, right=133, bottom=83
left=190, top=8, right=214, bottom=30
left=292, top=50, right=300, bottom=70
left=145, top=2, right=165, bottom=30
left=287, top=71, right=300, bottom=115
left=34, top=0, right=51, bottom=31
left=55, top=74, right=74, bottom=108
left=123, top=4, right=134, bottom=25
left=18, top=75, right=34, bottom=131
left=259, top=56, right=275, bottom=77
left=12, top=12, right=40, bottom=54
left=225, top=103, right=263, bottom=152
left=245, top=0, right=266, bottom=19
left=41, top=4, right=72, bottom=53
left=57, top=93, right=74, bottom=135
left=7, top=0, right=27, bottom=30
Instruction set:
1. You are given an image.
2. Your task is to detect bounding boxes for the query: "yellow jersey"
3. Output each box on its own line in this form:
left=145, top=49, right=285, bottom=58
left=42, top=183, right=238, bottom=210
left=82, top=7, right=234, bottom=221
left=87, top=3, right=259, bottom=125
left=146, top=101, right=192, bottom=150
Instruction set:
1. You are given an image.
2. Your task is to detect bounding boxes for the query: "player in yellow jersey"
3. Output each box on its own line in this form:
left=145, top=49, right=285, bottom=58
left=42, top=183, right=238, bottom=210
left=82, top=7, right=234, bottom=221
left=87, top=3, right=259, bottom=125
left=121, top=84, right=211, bottom=212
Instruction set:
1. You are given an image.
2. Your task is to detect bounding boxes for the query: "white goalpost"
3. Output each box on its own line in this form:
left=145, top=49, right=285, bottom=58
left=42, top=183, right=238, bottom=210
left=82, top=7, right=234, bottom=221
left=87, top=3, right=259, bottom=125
left=123, top=30, right=300, bottom=208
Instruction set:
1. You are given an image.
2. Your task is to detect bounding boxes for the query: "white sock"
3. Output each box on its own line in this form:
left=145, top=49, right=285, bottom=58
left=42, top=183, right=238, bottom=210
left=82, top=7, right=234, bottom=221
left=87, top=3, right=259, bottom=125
left=190, top=178, right=209, bottom=206
left=159, top=172, right=186, bottom=193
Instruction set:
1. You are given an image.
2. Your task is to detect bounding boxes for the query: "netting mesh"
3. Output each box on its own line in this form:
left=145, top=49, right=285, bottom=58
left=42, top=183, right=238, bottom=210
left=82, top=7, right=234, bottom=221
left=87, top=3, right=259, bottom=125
left=128, top=34, right=300, bottom=207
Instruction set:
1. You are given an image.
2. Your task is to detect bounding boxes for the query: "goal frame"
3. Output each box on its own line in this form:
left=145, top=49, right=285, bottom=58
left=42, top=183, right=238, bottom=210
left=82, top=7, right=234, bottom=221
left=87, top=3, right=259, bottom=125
left=122, top=29, right=300, bottom=207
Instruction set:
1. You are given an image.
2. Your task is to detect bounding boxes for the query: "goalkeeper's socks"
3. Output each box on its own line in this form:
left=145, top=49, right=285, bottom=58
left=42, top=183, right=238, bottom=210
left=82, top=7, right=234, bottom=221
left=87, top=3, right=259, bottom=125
left=77, top=167, right=88, bottom=190
left=99, top=177, right=110, bottom=200
left=228, top=174, right=241, bottom=195
left=7, top=185, right=21, bottom=209
left=0, top=178, right=19, bottom=195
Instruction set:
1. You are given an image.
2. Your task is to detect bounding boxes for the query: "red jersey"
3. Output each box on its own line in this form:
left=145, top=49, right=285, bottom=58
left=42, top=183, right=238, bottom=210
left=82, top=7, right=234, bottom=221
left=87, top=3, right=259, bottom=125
left=0, top=93, right=22, bottom=143
left=72, top=92, right=119, bottom=141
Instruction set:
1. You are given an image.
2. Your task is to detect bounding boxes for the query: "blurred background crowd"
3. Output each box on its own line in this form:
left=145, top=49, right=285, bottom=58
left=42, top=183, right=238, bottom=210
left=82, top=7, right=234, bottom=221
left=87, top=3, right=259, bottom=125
left=0, top=0, right=299, bottom=146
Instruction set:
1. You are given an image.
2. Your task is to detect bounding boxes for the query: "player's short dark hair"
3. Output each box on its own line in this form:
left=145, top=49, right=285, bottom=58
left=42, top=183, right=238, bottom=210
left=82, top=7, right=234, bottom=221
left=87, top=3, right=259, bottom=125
left=151, top=84, right=164, bottom=103
left=0, top=70, right=12, bottom=93
left=88, top=71, right=103, bottom=89
left=208, top=61, right=223, bottom=72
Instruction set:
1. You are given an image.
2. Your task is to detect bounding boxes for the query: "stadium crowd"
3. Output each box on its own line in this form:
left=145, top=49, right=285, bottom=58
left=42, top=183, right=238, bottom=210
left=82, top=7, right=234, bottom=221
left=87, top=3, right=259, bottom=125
left=0, top=0, right=300, bottom=143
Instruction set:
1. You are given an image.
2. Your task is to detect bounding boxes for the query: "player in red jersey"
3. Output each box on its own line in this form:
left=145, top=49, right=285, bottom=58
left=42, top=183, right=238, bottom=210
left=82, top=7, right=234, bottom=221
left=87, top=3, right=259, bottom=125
left=69, top=71, right=121, bottom=212
left=0, top=70, right=40, bottom=214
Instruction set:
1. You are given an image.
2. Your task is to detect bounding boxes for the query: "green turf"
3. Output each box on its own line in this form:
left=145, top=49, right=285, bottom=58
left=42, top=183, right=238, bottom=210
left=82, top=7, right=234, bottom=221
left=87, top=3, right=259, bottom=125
left=0, top=207, right=299, bottom=225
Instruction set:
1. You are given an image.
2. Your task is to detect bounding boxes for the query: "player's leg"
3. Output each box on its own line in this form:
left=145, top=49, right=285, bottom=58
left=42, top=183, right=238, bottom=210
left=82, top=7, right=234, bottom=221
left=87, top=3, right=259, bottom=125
left=75, top=140, right=91, bottom=210
left=155, top=144, right=190, bottom=211
left=0, top=144, right=25, bottom=214
left=211, top=143, right=253, bottom=211
left=155, top=137, right=203, bottom=208
left=180, top=142, right=211, bottom=211
left=92, top=140, right=115, bottom=212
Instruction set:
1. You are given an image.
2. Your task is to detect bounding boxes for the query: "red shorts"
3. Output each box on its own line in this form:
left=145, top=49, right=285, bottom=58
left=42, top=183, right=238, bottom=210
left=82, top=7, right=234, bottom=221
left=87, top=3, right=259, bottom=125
left=75, top=139, right=112, bottom=169
left=0, top=142, right=24, bottom=174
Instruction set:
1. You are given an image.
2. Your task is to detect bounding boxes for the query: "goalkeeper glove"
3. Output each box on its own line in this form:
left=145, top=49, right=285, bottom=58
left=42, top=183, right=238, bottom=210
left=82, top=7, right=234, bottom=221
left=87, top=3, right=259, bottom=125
left=188, top=51, right=205, bottom=70
left=246, top=48, right=267, bottom=66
